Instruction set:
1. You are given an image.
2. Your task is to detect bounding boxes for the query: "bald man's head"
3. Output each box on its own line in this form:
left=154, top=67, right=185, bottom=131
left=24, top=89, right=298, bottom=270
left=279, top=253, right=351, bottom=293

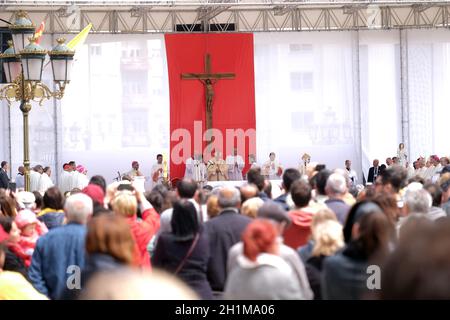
left=240, top=184, right=258, bottom=203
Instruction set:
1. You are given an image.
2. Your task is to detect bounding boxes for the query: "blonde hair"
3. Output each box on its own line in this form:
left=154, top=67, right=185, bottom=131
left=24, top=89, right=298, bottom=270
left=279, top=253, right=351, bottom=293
left=311, top=208, right=338, bottom=229
left=206, top=195, right=220, bottom=219
left=311, top=220, right=344, bottom=257
left=241, top=197, right=264, bottom=219
left=112, top=191, right=137, bottom=217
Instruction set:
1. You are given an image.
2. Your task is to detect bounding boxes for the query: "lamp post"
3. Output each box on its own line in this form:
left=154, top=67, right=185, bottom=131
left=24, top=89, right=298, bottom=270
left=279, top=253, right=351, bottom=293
left=0, top=11, right=75, bottom=191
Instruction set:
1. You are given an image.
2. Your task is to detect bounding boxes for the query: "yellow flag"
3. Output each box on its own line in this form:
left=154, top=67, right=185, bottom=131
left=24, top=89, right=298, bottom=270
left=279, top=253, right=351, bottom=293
left=67, top=23, right=92, bottom=50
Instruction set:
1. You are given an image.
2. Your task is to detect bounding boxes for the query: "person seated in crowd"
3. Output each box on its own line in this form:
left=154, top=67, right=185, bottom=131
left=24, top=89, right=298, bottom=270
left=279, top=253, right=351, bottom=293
left=323, top=201, right=395, bottom=300
left=28, top=193, right=93, bottom=300
left=0, top=216, right=27, bottom=278
left=304, top=219, right=344, bottom=300
left=247, top=168, right=270, bottom=202
left=227, top=201, right=313, bottom=300
left=14, top=209, right=48, bottom=267
left=111, top=188, right=160, bottom=269
left=297, top=208, right=338, bottom=263
left=204, top=187, right=252, bottom=296
left=62, top=213, right=135, bottom=299
left=377, top=165, right=408, bottom=208
left=380, top=217, right=450, bottom=299
left=423, top=183, right=446, bottom=221
left=224, top=220, right=304, bottom=300
left=240, top=197, right=264, bottom=219
left=153, top=200, right=213, bottom=300
left=283, top=180, right=315, bottom=250
left=37, top=187, right=65, bottom=230
left=312, top=169, right=332, bottom=205
left=239, top=183, right=258, bottom=204
left=83, top=184, right=107, bottom=216
left=274, top=168, right=301, bottom=211
left=159, top=179, right=203, bottom=234
left=0, top=227, right=47, bottom=300
left=324, top=173, right=351, bottom=225
left=0, top=191, right=17, bottom=218
left=397, top=188, right=434, bottom=233
left=206, top=195, right=220, bottom=220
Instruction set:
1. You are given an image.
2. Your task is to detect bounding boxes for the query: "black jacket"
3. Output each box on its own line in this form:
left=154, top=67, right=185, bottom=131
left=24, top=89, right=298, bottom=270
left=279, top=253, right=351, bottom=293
left=0, top=169, right=9, bottom=189
left=367, top=166, right=380, bottom=184
left=321, top=242, right=370, bottom=300
left=153, top=228, right=213, bottom=299
left=204, top=208, right=252, bottom=292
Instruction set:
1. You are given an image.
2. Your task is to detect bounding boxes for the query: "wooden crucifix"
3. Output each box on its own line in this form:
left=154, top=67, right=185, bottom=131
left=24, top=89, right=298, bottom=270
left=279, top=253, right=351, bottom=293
left=181, top=53, right=235, bottom=140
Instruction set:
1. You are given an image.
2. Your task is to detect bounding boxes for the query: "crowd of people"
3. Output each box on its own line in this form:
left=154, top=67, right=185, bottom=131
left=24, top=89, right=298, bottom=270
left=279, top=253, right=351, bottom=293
left=1, top=151, right=450, bottom=300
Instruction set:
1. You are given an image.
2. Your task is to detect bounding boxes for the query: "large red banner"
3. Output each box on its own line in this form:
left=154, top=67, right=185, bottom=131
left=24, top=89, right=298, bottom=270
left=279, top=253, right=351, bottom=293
left=165, top=33, right=256, bottom=180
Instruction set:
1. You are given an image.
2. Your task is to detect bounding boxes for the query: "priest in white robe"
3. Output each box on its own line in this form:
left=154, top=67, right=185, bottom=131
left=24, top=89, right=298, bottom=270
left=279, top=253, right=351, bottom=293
left=73, top=165, right=89, bottom=190
left=38, top=167, right=54, bottom=193
left=185, top=154, right=207, bottom=185
left=207, top=151, right=228, bottom=181
left=225, top=148, right=245, bottom=181
left=151, top=154, right=164, bottom=187
left=184, top=156, right=194, bottom=180
left=125, top=161, right=144, bottom=180
left=262, top=152, right=283, bottom=180
left=29, top=165, right=43, bottom=192
left=59, top=164, right=73, bottom=195
left=248, top=154, right=259, bottom=169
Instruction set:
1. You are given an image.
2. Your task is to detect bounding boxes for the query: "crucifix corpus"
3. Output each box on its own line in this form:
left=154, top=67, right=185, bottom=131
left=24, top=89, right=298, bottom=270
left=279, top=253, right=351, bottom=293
left=181, top=53, right=235, bottom=141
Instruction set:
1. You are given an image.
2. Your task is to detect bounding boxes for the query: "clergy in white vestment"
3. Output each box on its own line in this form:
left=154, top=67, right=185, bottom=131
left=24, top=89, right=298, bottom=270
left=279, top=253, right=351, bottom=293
left=248, top=154, right=259, bottom=169
left=151, top=154, right=164, bottom=186
left=125, top=161, right=143, bottom=180
left=184, top=156, right=194, bottom=179
left=397, top=143, right=408, bottom=167
left=73, top=165, right=89, bottom=190
left=15, top=166, right=25, bottom=191
left=298, top=153, right=311, bottom=177
left=225, top=148, right=245, bottom=181
left=185, top=154, right=207, bottom=186
left=207, top=151, right=228, bottom=181
left=38, top=167, right=54, bottom=193
left=59, top=164, right=74, bottom=195
left=262, top=152, right=283, bottom=180
left=345, top=160, right=358, bottom=187
left=29, top=165, right=43, bottom=192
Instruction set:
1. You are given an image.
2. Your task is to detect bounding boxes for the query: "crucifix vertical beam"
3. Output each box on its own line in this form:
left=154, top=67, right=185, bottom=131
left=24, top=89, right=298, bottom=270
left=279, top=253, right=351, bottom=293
left=181, top=53, right=235, bottom=141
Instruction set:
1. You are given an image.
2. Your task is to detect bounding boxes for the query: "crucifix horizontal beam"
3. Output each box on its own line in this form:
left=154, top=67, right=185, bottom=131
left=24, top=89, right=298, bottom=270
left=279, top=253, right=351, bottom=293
left=181, top=53, right=235, bottom=139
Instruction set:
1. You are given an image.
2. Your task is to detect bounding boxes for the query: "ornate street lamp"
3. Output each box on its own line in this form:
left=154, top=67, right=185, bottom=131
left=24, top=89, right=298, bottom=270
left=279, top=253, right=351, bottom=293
left=0, top=11, right=75, bottom=191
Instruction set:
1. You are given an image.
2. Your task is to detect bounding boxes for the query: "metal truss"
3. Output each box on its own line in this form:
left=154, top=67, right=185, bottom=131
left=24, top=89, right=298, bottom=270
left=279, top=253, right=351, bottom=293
left=1, top=1, right=450, bottom=33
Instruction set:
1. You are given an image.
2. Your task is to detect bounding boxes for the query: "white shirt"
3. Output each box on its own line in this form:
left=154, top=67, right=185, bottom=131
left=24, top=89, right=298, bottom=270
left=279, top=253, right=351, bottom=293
left=346, top=168, right=358, bottom=186
left=225, top=155, right=245, bottom=181
left=263, top=160, right=282, bottom=179
left=38, top=173, right=54, bottom=193
left=29, top=171, right=42, bottom=192
left=151, top=163, right=164, bottom=185
left=73, top=172, right=89, bottom=190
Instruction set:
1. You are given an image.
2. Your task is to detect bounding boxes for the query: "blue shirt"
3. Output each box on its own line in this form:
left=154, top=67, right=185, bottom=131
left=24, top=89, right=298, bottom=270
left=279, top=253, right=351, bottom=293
left=28, top=223, right=87, bottom=300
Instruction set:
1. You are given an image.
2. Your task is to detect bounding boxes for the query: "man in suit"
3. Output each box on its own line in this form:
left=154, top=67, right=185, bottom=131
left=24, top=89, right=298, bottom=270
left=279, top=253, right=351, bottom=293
left=0, top=161, right=10, bottom=189
left=367, top=159, right=380, bottom=184
left=204, top=186, right=252, bottom=295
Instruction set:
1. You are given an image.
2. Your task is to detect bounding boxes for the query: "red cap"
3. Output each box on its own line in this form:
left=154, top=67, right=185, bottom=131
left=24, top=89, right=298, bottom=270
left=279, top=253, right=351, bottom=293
left=82, top=184, right=105, bottom=205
